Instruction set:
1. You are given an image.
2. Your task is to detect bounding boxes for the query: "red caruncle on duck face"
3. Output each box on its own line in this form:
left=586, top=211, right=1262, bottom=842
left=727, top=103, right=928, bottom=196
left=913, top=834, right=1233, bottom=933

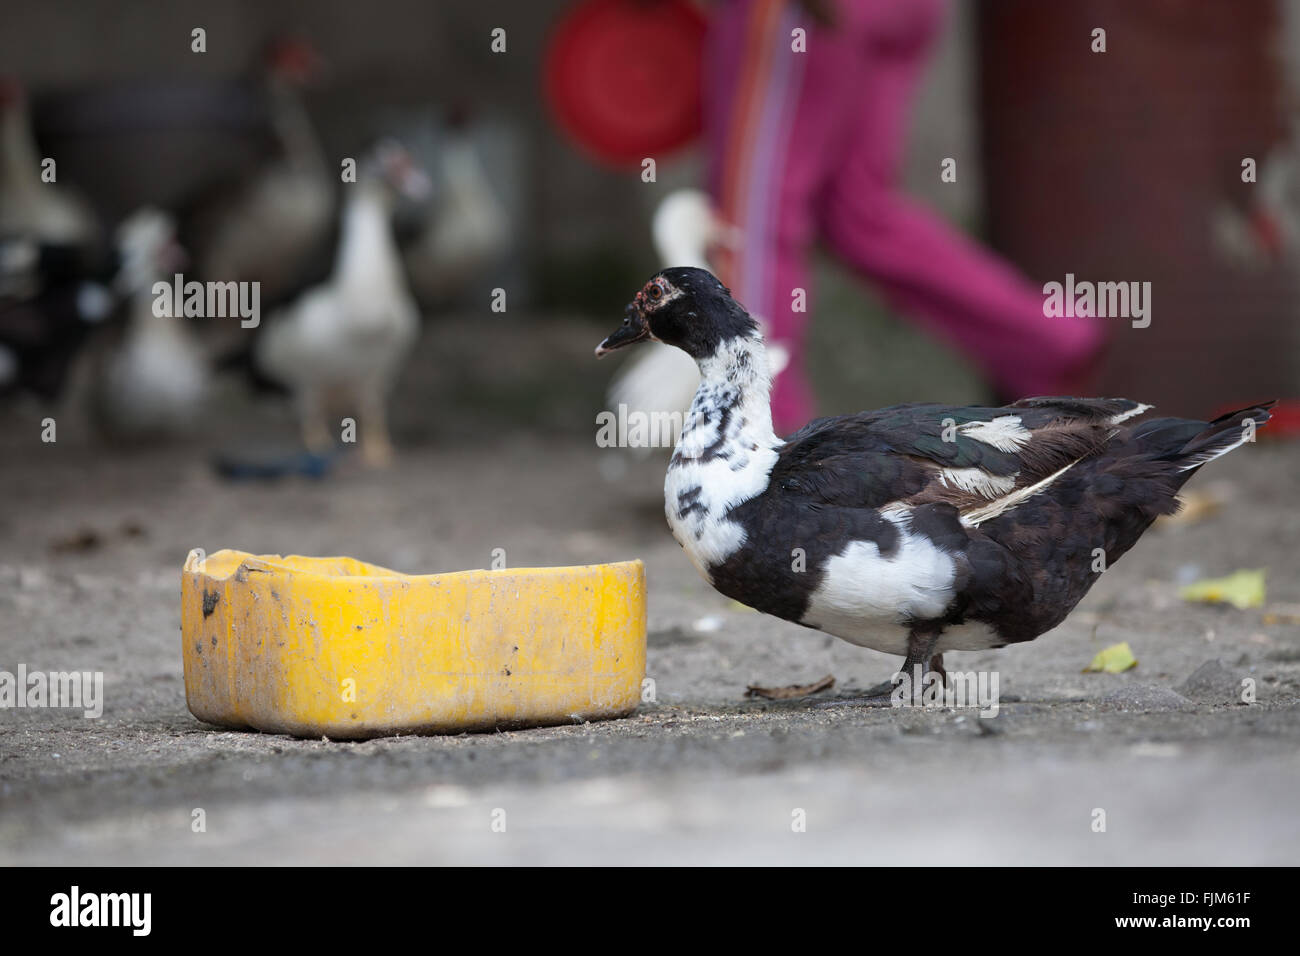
left=635, top=275, right=683, bottom=314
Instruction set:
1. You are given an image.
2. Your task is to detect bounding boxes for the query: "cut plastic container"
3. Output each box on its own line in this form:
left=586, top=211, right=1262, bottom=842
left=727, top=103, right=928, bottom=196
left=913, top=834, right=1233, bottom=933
left=181, top=549, right=646, bottom=739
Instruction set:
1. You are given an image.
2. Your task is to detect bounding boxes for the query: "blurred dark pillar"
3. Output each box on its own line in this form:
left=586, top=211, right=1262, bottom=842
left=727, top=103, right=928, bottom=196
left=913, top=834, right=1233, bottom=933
left=977, top=0, right=1299, bottom=413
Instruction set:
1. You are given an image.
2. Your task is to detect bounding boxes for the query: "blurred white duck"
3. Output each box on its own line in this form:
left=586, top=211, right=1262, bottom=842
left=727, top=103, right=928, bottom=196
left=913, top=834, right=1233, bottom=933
left=93, top=208, right=210, bottom=437
left=255, top=141, right=429, bottom=467
left=402, top=117, right=510, bottom=304
left=0, top=78, right=99, bottom=245
left=605, top=189, right=786, bottom=456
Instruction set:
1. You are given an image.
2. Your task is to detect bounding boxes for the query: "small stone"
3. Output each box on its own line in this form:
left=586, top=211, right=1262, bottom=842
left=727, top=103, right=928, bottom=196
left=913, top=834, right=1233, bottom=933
left=1099, top=684, right=1194, bottom=712
left=1176, top=659, right=1246, bottom=704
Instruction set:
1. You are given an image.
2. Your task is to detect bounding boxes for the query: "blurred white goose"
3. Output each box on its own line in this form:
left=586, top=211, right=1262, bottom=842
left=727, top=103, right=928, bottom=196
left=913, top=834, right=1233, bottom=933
left=0, top=78, right=98, bottom=245
left=402, top=123, right=510, bottom=303
left=606, top=189, right=786, bottom=456
left=93, top=208, right=209, bottom=437
left=255, top=141, right=429, bottom=467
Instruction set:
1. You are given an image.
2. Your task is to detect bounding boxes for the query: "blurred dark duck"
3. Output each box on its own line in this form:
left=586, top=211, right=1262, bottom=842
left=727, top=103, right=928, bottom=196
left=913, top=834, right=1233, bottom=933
left=0, top=77, right=115, bottom=399
left=176, top=36, right=335, bottom=310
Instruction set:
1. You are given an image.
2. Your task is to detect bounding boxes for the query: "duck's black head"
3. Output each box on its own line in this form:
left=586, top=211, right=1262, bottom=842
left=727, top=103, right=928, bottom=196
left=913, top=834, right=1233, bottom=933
left=595, top=267, right=758, bottom=361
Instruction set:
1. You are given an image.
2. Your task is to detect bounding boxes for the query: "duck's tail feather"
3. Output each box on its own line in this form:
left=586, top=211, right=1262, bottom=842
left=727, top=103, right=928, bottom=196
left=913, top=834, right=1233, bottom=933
left=1135, top=401, right=1275, bottom=474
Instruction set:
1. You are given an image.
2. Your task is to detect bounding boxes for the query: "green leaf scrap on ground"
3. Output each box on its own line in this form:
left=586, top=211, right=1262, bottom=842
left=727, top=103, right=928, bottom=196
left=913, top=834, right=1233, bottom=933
left=1179, top=569, right=1266, bottom=610
left=1083, top=641, right=1138, bottom=674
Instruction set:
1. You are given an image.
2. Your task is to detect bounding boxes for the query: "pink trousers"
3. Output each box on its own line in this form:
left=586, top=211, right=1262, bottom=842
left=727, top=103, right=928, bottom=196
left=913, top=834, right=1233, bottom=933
left=704, top=0, right=1104, bottom=431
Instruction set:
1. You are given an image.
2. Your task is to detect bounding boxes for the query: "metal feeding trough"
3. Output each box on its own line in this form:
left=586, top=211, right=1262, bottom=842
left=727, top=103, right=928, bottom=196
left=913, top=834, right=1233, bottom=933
left=181, top=549, right=646, bottom=739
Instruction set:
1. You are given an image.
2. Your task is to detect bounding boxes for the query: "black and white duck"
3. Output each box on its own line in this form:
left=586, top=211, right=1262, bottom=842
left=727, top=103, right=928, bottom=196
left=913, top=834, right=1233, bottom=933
left=595, top=267, right=1273, bottom=701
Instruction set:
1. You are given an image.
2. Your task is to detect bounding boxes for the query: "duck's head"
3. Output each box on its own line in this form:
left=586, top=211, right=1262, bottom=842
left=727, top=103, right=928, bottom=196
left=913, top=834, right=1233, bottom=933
left=361, top=139, right=434, bottom=206
left=114, top=207, right=185, bottom=293
left=595, top=267, right=758, bottom=360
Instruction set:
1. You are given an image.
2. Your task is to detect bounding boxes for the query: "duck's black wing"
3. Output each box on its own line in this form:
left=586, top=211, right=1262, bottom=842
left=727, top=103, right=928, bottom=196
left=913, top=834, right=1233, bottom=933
left=771, top=397, right=1147, bottom=516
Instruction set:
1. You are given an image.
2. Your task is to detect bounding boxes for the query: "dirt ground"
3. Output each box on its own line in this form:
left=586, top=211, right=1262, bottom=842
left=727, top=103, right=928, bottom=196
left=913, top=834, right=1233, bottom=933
left=1, top=313, right=1298, bottom=865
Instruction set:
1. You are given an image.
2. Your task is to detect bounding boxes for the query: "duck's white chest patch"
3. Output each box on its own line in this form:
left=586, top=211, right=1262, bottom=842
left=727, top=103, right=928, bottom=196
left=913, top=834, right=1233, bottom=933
left=663, top=379, right=778, bottom=580
left=800, top=515, right=960, bottom=655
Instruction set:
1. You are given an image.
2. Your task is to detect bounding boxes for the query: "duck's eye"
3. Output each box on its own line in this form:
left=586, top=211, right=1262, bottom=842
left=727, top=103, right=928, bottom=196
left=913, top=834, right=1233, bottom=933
left=648, top=285, right=662, bottom=299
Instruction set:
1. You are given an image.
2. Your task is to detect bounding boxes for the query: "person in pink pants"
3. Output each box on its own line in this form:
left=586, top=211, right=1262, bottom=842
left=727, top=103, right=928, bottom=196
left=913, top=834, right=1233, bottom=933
left=704, top=0, right=1104, bottom=433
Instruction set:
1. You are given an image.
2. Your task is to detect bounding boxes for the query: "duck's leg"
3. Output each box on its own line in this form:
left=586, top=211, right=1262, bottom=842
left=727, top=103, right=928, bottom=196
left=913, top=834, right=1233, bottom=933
left=930, top=653, right=946, bottom=685
left=894, top=627, right=944, bottom=706
left=815, top=627, right=945, bottom=708
left=358, top=381, right=395, bottom=468
left=298, top=387, right=333, bottom=454
left=844, top=651, right=947, bottom=700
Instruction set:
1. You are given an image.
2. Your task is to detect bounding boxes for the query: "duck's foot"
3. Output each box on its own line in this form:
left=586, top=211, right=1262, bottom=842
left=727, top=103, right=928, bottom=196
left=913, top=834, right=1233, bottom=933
left=814, top=654, right=947, bottom=709
left=863, top=678, right=901, bottom=699
left=891, top=629, right=947, bottom=707
left=361, top=435, right=396, bottom=469
left=359, top=386, right=396, bottom=468
left=814, top=692, right=894, bottom=709
left=297, top=389, right=334, bottom=455
left=868, top=654, right=949, bottom=699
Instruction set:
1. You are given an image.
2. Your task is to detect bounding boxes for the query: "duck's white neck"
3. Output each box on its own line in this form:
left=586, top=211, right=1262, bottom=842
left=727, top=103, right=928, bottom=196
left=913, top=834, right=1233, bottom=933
left=665, top=333, right=782, bottom=575
left=334, top=182, right=405, bottom=294
left=1, top=103, right=41, bottom=190
left=679, top=333, right=780, bottom=456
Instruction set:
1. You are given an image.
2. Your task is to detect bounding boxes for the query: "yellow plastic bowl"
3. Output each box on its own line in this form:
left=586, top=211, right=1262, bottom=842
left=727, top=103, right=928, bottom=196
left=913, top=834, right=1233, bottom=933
left=181, top=549, right=646, bottom=739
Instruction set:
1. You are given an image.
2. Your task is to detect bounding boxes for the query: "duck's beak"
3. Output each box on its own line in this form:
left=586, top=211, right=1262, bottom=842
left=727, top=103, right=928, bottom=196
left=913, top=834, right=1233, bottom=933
left=594, top=306, right=650, bottom=358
